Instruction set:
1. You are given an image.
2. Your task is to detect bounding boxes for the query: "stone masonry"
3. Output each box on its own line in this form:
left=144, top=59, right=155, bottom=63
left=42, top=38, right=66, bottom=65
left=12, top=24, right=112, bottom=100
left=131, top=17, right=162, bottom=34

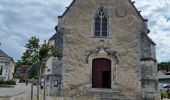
left=46, top=0, right=160, bottom=100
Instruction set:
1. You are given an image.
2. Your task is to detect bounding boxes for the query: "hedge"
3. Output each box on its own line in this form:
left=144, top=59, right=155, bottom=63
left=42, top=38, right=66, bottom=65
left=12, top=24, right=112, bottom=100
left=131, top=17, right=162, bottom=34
left=0, top=80, right=16, bottom=85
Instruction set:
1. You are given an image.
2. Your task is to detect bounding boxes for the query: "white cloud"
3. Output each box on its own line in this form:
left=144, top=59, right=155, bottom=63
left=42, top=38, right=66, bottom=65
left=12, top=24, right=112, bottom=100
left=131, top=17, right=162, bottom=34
left=0, top=0, right=169, bottom=62
left=134, top=0, right=170, bottom=62
left=0, top=0, right=73, bottom=60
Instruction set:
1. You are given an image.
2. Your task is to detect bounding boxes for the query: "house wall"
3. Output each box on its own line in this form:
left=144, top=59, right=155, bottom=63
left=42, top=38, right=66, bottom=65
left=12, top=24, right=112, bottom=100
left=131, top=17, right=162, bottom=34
left=44, top=57, right=53, bottom=75
left=0, top=58, right=15, bottom=80
left=8, top=61, right=15, bottom=80
left=0, top=62, right=7, bottom=80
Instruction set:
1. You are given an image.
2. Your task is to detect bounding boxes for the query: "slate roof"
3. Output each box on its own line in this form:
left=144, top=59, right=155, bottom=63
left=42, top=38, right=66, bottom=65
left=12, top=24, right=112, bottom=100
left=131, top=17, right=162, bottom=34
left=0, top=49, right=10, bottom=58
left=49, top=33, right=58, bottom=41
left=158, top=70, right=167, bottom=76
left=0, top=49, right=15, bottom=63
left=49, top=31, right=63, bottom=41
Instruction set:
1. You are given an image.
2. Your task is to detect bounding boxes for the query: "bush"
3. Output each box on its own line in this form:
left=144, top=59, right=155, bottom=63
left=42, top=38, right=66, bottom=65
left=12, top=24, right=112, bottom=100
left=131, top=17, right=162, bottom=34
left=0, top=80, right=16, bottom=85
left=0, top=80, right=5, bottom=84
left=5, top=80, right=16, bottom=85
left=160, top=90, right=167, bottom=99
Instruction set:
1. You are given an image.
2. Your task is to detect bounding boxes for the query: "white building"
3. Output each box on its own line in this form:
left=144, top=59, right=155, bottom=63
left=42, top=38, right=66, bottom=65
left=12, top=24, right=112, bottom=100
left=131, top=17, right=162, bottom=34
left=0, top=49, right=15, bottom=80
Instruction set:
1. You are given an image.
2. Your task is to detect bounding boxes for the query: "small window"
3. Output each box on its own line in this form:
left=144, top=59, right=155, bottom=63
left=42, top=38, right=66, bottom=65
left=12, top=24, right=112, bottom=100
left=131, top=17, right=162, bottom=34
left=94, top=6, right=108, bottom=37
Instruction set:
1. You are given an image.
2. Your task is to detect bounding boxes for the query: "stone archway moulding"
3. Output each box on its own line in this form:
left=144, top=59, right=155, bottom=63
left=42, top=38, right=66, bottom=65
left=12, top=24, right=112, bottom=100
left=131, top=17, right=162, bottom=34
left=85, top=45, right=120, bottom=89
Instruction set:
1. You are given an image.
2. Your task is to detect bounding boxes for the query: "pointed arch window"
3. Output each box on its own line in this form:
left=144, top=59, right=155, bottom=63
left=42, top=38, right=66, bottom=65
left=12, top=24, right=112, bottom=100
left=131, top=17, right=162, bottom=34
left=95, top=6, right=108, bottom=37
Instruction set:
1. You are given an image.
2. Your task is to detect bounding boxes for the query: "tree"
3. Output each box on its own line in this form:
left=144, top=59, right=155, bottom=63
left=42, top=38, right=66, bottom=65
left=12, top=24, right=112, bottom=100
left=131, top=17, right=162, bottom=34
left=158, top=62, right=170, bottom=72
left=18, top=36, right=62, bottom=100
left=18, top=36, right=62, bottom=78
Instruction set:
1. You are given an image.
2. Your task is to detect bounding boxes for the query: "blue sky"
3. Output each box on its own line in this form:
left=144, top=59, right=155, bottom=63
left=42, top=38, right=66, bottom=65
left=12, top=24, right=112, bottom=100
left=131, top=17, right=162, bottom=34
left=0, top=0, right=170, bottom=62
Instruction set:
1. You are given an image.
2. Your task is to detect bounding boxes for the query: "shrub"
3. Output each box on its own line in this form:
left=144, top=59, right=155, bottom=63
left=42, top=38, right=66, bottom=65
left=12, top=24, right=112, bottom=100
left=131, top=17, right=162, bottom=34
left=0, top=80, right=5, bottom=84
left=160, top=90, right=167, bottom=99
left=0, top=80, right=16, bottom=85
left=5, top=80, right=16, bottom=85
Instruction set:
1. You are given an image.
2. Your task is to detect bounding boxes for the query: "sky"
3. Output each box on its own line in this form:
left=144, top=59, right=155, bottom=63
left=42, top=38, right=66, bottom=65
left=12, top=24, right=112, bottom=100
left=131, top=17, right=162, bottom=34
left=0, top=0, right=169, bottom=62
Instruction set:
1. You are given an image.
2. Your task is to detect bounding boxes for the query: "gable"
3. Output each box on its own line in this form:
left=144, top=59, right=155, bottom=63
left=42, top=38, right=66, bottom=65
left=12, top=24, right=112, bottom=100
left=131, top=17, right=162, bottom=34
left=58, top=0, right=146, bottom=22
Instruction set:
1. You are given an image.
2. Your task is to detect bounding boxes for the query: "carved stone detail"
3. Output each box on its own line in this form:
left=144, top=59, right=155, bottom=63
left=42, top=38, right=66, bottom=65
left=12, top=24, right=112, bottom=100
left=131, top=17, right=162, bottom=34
left=116, top=8, right=126, bottom=17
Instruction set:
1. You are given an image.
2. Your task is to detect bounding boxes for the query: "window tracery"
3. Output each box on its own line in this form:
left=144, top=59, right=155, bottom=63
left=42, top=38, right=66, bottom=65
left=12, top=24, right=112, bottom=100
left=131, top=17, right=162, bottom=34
left=94, top=6, right=108, bottom=37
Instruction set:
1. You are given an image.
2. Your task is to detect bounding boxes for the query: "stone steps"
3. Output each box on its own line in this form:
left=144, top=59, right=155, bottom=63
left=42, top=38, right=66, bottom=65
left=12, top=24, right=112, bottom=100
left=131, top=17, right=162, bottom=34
left=77, top=88, right=135, bottom=100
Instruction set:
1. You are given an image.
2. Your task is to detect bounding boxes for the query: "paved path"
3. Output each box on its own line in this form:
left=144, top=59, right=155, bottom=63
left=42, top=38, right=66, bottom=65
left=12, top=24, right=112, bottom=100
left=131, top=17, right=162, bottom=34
left=1, top=84, right=166, bottom=100
left=16, top=83, right=37, bottom=96
left=0, top=83, right=37, bottom=97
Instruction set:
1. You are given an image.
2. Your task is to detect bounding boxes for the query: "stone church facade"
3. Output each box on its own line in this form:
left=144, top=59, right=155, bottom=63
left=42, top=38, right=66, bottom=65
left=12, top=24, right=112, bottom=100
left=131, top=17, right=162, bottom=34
left=45, top=0, right=159, bottom=99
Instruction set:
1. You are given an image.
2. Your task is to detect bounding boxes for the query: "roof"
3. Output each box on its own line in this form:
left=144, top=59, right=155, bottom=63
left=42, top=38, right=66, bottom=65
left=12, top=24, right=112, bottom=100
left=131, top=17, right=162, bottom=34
left=158, top=70, right=167, bottom=76
left=20, top=65, right=31, bottom=73
left=49, top=33, right=58, bottom=41
left=49, top=31, right=63, bottom=41
left=0, top=49, right=10, bottom=58
left=0, top=49, right=15, bottom=63
left=166, top=71, right=170, bottom=74
left=141, top=32, right=156, bottom=45
left=158, top=75, right=170, bottom=79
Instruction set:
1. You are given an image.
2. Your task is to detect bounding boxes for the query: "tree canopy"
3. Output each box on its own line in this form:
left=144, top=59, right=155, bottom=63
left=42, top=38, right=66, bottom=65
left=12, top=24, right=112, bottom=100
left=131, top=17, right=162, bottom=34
left=16, top=36, right=62, bottom=78
left=158, top=62, right=170, bottom=72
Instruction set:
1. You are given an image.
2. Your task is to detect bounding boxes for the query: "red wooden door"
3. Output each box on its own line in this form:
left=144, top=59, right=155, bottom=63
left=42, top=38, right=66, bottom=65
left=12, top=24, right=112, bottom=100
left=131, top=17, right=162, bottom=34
left=92, top=58, right=111, bottom=88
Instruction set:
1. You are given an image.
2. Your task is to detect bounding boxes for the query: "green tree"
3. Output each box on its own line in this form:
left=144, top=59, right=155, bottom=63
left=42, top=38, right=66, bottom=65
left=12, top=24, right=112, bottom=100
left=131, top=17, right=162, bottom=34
left=18, top=36, right=62, bottom=100
left=158, top=62, right=170, bottom=72
left=18, top=36, right=62, bottom=78
left=15, top=60, right=23, bottom=68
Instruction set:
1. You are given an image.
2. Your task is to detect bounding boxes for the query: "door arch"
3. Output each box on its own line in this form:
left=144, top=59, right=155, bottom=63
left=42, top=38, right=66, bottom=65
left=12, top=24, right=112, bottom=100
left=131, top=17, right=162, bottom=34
left=92, top=58, right=111, bottom=88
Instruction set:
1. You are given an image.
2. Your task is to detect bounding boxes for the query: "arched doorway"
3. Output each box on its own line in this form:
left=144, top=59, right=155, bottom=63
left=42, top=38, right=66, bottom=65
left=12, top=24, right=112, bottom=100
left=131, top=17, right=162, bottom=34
left=92, top=58, right=111, bottom=88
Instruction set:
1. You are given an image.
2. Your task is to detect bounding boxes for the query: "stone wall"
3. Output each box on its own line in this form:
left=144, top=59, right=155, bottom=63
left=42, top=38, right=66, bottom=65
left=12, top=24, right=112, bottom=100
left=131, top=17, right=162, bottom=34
left=140, top=32, right=156, bottom=60
left=48, top=0, right=159, bottom=99
left=58, top=0, right=145, bottom=99
left=140, top=24, right=159, bottom=99
left=140, top=61, right=159, bottom=100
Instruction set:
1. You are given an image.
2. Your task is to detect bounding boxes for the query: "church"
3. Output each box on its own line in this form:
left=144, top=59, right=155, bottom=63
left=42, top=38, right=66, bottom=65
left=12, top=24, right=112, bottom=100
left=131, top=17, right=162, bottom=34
left=44, top=0, right=159, bottom=99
